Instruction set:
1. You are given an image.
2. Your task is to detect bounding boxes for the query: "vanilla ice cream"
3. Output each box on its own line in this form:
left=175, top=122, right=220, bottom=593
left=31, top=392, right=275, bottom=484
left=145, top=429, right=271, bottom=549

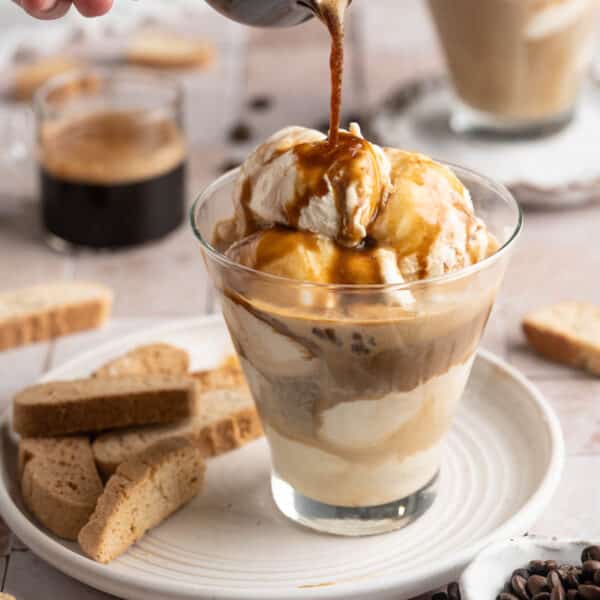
left=223, top=125, right=496, bottom=286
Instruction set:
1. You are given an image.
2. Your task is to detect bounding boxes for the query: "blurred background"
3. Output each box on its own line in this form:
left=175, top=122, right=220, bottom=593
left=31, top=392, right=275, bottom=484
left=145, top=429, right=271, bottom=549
left=1, top=0, right=599, bottom=322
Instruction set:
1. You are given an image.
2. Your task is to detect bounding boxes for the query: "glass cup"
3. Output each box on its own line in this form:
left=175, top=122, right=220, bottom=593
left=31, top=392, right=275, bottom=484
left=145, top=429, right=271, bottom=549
left=428, top=0, right=600, bottom=136
left=35, top=68, right=186, bottom=250
left=192, top=166, right=522, bottom=536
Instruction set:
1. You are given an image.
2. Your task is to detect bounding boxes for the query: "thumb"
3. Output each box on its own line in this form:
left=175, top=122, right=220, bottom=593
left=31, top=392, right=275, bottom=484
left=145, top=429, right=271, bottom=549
left=17, top=0, right=72, bottom=19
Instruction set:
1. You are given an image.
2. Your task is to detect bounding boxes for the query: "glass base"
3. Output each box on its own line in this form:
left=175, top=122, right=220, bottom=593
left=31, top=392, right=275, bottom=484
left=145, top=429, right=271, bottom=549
left=271, top=472, right=438, bottom=537
left=450, top=99, right=574, bottom=139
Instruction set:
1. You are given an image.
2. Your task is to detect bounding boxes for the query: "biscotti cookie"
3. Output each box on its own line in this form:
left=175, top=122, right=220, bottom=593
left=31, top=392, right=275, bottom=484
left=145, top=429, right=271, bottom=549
left=13, top=375, right=197, bottom=437
left=93, top=388, right=261, bottom=477
left=126, top=30, right=215, bottom=70
left=13, top=56, right=80, bottom=101
left=78, top=438, right=204, bottom=563
left=21, top=437, right=103, bottom=540
left=92, top=343, right=190, bottom=378
left=19, top=435, right=89, bottom=475
left=523, top=301, right=600, bottom=375
left=0, top=281, right=112, bottom=352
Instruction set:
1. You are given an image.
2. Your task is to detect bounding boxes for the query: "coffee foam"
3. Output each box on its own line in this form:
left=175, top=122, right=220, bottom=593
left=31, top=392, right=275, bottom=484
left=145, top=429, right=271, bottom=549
left=40, top=110, right=186, bottom=185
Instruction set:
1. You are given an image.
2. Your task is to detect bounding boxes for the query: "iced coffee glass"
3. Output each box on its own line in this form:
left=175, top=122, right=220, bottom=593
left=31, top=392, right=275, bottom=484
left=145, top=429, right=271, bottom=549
left=428, top=0, right=599, bottom=135
left=192, top=166, right=521, bottom=536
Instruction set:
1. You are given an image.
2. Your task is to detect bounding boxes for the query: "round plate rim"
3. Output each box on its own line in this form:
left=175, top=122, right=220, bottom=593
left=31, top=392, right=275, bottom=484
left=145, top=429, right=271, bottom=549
left=0, top=315, right=565, bottom=600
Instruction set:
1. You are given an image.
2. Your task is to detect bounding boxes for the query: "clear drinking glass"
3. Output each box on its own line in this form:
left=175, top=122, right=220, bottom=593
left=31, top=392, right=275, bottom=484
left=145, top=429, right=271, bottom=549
left=35, top=68, right=186, bottom=250
left=192, top=166, right=522, bottom=536
left=428, top=0, right=600, bottom=136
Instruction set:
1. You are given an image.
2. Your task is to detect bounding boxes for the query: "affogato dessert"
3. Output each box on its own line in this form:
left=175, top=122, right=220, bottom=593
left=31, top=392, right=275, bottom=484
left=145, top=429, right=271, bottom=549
left=206, top=123, right=503, bottom=513
left=193, top=0, right=520, bottom=536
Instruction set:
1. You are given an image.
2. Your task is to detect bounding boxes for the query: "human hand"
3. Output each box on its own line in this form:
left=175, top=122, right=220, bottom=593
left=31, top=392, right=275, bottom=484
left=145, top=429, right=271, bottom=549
left=15, top=0, right=113, bottom=19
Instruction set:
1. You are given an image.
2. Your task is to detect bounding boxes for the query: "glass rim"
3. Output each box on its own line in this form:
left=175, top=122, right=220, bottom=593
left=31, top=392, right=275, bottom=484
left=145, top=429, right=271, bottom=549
left=33, top=66, right=183, bottom=117
left=190, top=163, right=523, bottom=292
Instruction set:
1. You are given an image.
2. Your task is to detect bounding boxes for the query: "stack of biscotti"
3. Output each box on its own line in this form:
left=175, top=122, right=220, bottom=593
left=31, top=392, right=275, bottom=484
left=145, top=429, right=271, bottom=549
left=14, top=342, right=262, bottom=563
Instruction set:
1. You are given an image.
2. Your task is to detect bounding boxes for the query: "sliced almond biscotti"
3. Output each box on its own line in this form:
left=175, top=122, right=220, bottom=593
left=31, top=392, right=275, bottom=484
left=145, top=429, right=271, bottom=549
left=78, top=437, right=204, bottom=563
left=19, top=435, right=90, bottom=476
left=522, top=301, right=600, bottom=376
left=20, top=437, right=103, bottom=540
left=13, top=375, right=197, bottom=437
left=93, top=388, right=262, bottom=478
left=92, top=343, right=190, bottom=378
left=0, top=281, right=113, bottom=352
left=126, top=30, right=215, bottom=70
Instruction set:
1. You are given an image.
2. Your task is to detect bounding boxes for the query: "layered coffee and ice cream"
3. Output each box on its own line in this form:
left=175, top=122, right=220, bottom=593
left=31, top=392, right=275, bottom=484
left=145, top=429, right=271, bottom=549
left=210, top=123, right=501, bottom=507
left=429, top=0, right=599, bottom=126
left=193, top=0, right=519, bottom=530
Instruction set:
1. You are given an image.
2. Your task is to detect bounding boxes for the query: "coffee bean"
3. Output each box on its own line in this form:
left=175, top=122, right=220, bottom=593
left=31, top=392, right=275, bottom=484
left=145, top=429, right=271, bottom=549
left=447, top=581, right=461, bottom=600
left=558, top=567, right=570, bottom=582
left=566, top=591, right=579, bottom=600
left=499, top=594, right=520, bottom=600
left=228, top=121, right=253, bottom=144
left=595, top=571, right=600, bottom=586
left=431, top=593, right=448, bottom=600
left=531, top=561, right=549, bottom=576
left=551, top=584, right=566, bottom=600
left=533, top=594, right=551, bottom=600
left=512, top=575, right=532, bottom=600
left=529, top=575, right=549, bottom=595
left=582, top=547, right=600, bottom=563
left=248, top=95, right=273, bottom=112
left=579, top=585, right=600, bottom=600
left=565, top=570, right=581, bottom=589
left=549, top=571, right=565, bottom=591
left=583, top=562, right=600, bottom=580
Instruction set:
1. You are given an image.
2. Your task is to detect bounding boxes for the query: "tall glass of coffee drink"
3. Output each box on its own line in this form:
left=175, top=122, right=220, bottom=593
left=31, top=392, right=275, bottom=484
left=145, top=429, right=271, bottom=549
left=35, top=69, right=186, bottom=249
left=428, top=0, right=599, bottom=135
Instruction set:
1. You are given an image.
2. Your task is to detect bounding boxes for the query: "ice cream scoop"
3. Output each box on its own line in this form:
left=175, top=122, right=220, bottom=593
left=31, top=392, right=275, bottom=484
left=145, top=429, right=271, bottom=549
left=232, top=124, right=391, bottom=248
left=221, top=125, right=496, bottom=285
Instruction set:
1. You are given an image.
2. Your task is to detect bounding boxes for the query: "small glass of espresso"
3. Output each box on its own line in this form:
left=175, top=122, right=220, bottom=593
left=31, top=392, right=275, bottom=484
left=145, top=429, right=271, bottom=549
left=35, top=69, right=187, bottom=249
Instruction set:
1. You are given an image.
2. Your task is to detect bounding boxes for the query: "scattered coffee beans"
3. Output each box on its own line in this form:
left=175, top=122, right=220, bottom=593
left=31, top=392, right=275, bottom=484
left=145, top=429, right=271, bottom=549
left=228, top=121, right=253, bottom=143
left=248, top=95, right=273, bottom=111
left=497, top=547, right=600, bottom=600
left=432, top=583, right=462, bottom=600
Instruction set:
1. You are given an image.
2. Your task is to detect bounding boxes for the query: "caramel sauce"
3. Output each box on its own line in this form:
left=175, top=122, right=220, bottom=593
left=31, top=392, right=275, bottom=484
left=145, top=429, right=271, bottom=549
left=235, top=226, right=387, bottom=285
left=289, top=131, right=381, bottom=246
left=239, top=178, right=257, bottom=236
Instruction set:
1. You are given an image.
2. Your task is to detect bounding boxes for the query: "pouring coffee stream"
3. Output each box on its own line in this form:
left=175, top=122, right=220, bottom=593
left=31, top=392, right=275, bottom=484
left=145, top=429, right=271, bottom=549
left=205, top=0, right=350, bottom=147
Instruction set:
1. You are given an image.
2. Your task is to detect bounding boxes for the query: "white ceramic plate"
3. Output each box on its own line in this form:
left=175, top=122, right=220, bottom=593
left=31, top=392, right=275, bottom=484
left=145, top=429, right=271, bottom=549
left=0, top=316, right=564, bottom=600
